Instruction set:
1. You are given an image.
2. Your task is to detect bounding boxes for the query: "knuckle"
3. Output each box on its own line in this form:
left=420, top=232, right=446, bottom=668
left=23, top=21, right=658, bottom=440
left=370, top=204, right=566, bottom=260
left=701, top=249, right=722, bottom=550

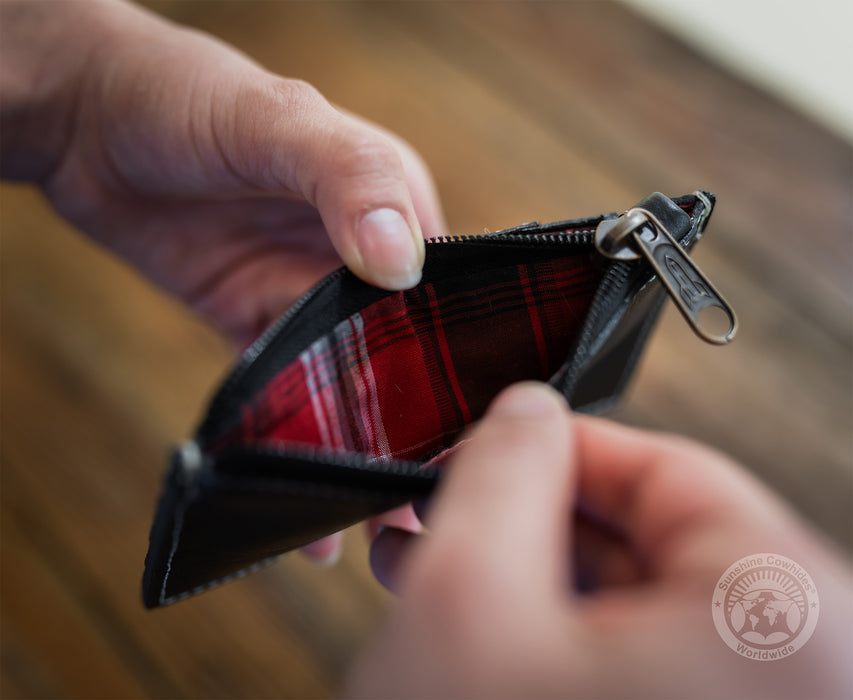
left=232, top=76, right=331, bottom=194
left=314, top=130, right=407, bottom=214
left=332, top=130, right=404, bottom=183
left=263, top=76, right=325, bottom=113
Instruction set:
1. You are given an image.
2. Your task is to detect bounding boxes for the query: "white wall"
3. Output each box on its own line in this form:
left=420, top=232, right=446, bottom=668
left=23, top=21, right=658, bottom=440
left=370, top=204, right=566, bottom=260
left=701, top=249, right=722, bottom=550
left=623, top=0, right=853, bottom=142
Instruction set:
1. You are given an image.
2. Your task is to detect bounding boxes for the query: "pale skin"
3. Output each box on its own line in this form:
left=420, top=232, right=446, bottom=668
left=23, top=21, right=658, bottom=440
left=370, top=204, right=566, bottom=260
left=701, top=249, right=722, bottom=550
left=3, top=3, right=851, bottom=697
left=349, top=383, right=853, bottom=699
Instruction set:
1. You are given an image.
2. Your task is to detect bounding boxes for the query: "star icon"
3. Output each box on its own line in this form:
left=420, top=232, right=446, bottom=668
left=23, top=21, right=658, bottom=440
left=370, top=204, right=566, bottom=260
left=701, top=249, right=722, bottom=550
left=713, top=601, right=721, bottom=608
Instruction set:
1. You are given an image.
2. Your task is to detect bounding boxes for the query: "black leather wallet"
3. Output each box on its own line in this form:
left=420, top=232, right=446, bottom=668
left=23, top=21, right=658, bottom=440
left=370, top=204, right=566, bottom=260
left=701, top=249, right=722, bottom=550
left=142, top=191, right=735, bottom=607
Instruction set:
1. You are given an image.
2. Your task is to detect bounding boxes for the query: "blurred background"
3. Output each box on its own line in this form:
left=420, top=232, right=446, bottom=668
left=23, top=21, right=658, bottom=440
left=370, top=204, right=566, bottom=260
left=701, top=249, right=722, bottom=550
left=2, top=1, right=850, bottom=698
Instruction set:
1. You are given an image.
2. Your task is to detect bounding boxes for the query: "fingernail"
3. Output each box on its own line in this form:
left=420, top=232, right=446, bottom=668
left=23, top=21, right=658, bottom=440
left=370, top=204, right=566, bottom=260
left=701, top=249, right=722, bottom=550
left=491, top=382, right=566, bottom=419
left=357, top=208, right=424, bottom=290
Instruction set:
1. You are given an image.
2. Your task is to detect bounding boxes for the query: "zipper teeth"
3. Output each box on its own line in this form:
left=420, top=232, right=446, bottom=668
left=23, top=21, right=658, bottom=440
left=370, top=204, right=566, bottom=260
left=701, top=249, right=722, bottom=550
left=236, top=443, right=439, bottom=479
left=427, top=230, right=595, bottom=246
left=561, top=261, right=632, bottom=390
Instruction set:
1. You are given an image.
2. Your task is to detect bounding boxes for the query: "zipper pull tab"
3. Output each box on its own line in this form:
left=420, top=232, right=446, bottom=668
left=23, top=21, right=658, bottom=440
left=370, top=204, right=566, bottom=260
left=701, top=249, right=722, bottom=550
left=595, top=205, right=737, bottom=344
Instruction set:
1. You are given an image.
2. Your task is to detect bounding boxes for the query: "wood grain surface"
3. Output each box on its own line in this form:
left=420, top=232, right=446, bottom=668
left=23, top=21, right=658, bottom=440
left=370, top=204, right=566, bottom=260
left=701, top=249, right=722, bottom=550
left=2, top=2, right=851, bottom=697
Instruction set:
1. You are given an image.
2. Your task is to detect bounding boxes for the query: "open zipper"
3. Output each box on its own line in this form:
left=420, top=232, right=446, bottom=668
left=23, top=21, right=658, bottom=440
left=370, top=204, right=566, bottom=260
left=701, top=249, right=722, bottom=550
left=195, top=228, right=599, bottom=445
left=191, top=191, right=733, bottom=474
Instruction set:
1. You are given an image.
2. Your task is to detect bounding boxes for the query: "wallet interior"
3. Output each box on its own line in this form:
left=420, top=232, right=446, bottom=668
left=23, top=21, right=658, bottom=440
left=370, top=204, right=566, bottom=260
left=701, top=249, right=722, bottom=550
left=210, top=252, right=604, bottom=464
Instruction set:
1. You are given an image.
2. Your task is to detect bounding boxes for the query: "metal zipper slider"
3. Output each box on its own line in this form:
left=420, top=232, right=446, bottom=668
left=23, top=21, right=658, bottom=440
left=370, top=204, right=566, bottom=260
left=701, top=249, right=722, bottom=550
left=595, top=205, right=737, bottom=344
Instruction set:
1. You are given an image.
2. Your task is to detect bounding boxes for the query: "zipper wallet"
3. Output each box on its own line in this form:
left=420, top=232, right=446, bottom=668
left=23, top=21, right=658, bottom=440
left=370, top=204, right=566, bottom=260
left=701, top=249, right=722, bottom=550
left=142, top=191, right=735, bottom=608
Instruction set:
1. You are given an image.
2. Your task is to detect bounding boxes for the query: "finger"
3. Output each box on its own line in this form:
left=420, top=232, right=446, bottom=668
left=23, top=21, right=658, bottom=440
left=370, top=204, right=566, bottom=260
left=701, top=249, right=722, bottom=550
left=417, top=382, right=575, bottom=593
left=391, top=137, right=445, bottom=240
left=215, top=76, right=426, bottom=290
left=359, top=119, right=447, bottom=239
left=366, top=505, right=425, bottom=594
left=300, top=532, right=343, bottom=567
left=413, top=497, right=431, bottom=526
left=366, top=504, right=423, bottom=540
left=573, top=416, right=802, bottom=580
left=413, top=438, right=471, bottom=526
left=369, top=527, right=420, bottom=594
left=572, top=507, right=645, bottom=593
left=76, top=16, right=433, bottom=291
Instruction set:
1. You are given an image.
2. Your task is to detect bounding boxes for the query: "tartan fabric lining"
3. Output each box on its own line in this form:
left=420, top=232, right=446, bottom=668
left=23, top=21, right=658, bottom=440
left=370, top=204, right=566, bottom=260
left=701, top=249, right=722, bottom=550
left=227, top=254, right=602, bottom=463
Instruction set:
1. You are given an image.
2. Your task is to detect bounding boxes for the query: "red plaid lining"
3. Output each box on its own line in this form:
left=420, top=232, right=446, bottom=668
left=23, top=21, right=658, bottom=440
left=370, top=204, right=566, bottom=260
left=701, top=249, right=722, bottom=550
left=231, top=255, right=602, bottom=462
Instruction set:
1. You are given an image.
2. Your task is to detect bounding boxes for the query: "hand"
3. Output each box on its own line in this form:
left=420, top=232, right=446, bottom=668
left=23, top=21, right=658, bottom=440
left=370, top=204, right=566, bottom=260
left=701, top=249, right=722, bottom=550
left=347, top=383, right=853, bottom=699
left=0, top=0, right=440, bottom=561
left=1, top=0, right=444, bottom=345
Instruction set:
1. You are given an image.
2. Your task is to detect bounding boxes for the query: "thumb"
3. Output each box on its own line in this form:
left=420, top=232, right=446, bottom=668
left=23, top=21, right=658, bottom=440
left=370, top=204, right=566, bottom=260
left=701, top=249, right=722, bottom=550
left=55, top=2, right=430, bottom=291
left=216, top=76, right=426, bottom=290
left=416, top=383, right=576, bottom=594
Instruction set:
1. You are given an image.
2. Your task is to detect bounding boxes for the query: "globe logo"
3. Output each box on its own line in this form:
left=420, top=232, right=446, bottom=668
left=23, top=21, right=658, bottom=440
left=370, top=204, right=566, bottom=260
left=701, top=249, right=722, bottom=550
left=729, top=583, right=803, bottom=645
left=712, top=553, right=819, bottom=661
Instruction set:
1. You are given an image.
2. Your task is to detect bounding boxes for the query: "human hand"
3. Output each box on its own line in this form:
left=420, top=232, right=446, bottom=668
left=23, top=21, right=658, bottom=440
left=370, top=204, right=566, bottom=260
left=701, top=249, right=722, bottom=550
left=1, top=0, right=443, bottom=345
left=346, top=383, right=853, bottom=699
left=0, top=0, right=439, bottom=561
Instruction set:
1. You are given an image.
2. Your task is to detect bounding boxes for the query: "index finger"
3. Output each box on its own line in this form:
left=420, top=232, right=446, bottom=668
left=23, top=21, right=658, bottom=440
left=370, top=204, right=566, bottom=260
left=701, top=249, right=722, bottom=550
left=413, top=383, right=575, bottom=595
left=573, top=416, right=801, bottom=581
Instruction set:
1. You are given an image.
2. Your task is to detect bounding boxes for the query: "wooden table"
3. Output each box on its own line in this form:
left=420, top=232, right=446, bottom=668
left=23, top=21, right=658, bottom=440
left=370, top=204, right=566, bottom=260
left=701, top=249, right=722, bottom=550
left=2, top=2, right=850, bottom=697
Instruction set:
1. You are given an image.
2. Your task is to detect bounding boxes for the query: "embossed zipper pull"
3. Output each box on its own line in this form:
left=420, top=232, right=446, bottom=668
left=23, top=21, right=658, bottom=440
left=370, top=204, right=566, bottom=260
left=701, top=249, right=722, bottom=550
left=595, top=204, right=737, bottom=344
